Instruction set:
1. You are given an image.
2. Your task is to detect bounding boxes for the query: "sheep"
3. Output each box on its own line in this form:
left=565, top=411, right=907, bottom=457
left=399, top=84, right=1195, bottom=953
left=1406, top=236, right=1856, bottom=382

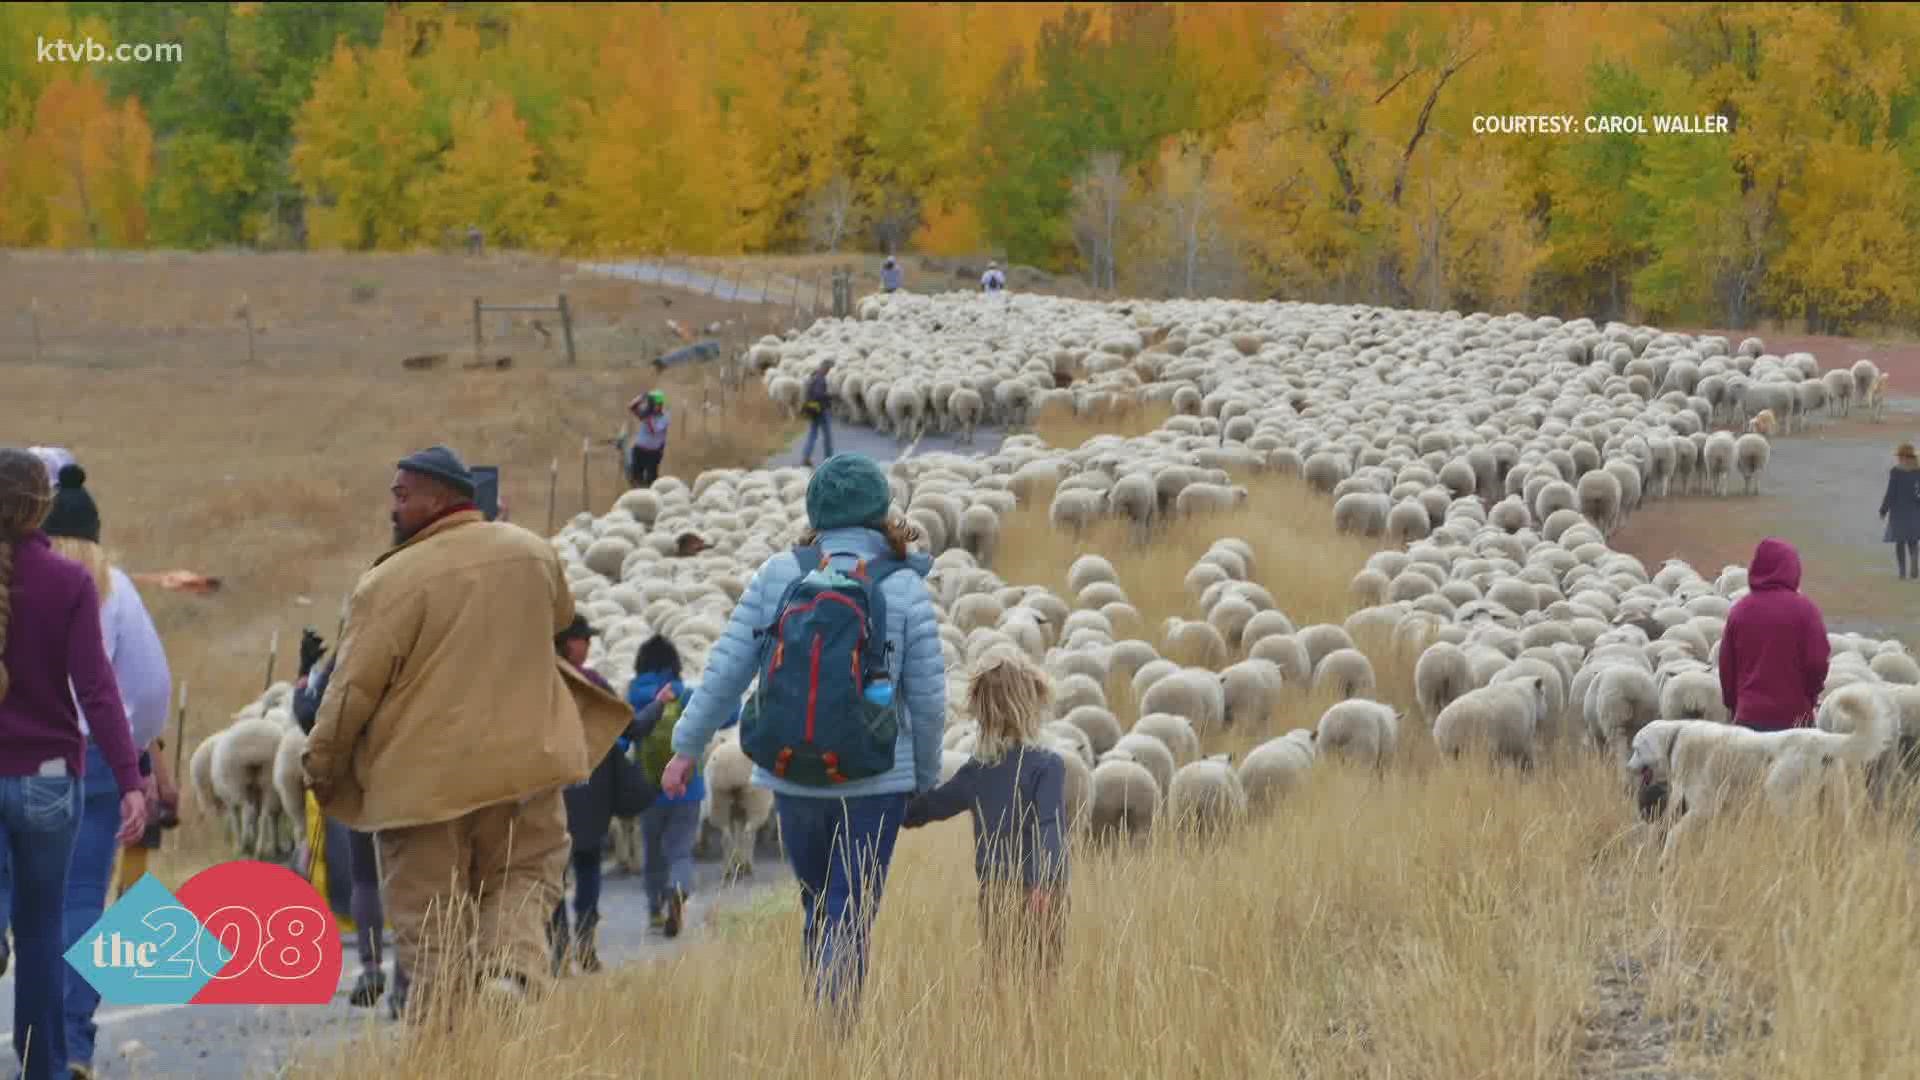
left=1238, top=730, right=1316, bottom=813
left=1067, top=555, right=1120, bottom=595
left=1052, top=673, right=1108, bottom=717
left=1415, top=640, right=1475, bottom=724
left=1161, top=617, right=1230, bottom=668
left=1296, top=624, right=1357, bottom=671
left=1333, top=492, right=1391, bottom=537
left=1165, top=755, right=1248, bottom=838
left=1248, top=634, right=1313, bottom=686
left=1311, top=648, right=1377, bottom=701
left=1746, top=409, right=1777, bottom=436
left=212, top=715, right=294, bottom=860
left=1062, top=704, right=1124, bottom=756
left=1733, top=433, right=1769, bottom=496
left=1220, top=658, right=1285, bottom=728
left=190, top=732, right=226, bottom=820
left=1131, top=712, right=1202, bottom=765
left=1139, top=667, right=1229, bottom=733
left=1433, top=677, right=1550, bottom=767
left=1173, top=483, right=1249, bottom=516
left=271, top=728, right=307, bottom=844
left=1088, top=755, right=1160, bottom=843
left=956, top=505, right=1001, bottom=566
left=1584, top=664, right=1662, bottom=766
left=1314, top=700, right=1399, bottom=769
left=702, top=728, right=777, bottom=878
left=1658, top=669, right=1729, bottom=724
left=1109, top=732, right=1177, bottom=796
left=1042, top=721, right=1097, bottom=771
left=1703, top=431, right=1737, bottom=496
left=948, top=387, right=986, bottom=445
left=1576, top=469, right=1623, bottom=534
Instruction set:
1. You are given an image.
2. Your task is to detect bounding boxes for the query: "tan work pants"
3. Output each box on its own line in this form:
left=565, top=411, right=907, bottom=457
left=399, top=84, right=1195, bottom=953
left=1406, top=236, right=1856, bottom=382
left=377, top=790, right=569, bottom=1021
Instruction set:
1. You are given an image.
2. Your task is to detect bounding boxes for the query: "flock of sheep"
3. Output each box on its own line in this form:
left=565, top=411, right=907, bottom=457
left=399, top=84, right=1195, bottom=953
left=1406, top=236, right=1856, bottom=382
left=195, top=289, right=1915, bottom=875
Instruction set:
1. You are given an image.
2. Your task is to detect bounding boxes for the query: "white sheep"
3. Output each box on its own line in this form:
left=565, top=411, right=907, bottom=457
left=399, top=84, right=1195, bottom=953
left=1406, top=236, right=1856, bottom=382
left=1733, top=433, right=1769, bottom=496
left=212, top=715, right=294, bottom=860
left=1165, top=755, right=1249, bottom=838
left=1314, top=700, right=1399, bottom=769
left=1109, top=732, right=1177, bottom=796
left=703, top=727, right=777, bottom=880
left=1131, top=712, right=1201, bottom=765
left=1433, top=677, right=1550, bottom=767
left=1311, top=648, right=1377, bottom=701
left=1414, top=640, right=1474, bottom=724
left=1139, top=667, right=1229, bottom=733
left=1088, top=755, right=1160, bottom=843
left=1219, top=658, right=1284, bottom=728
left=1238, top=729, right=1316, bottom=813
left=1062, top=704, right=1123, bottom=756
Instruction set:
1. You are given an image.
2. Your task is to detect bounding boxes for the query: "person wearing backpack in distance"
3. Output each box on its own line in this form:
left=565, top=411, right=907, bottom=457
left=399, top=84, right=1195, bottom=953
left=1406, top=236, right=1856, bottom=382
left=663, top=453, right=946, bottom=1024
left=625, top=634, right=704, bottom=937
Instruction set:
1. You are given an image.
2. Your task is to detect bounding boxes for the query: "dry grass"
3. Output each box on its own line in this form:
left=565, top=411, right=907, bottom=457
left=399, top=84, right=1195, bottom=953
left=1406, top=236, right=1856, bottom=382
left=293, top=755, right=1920, bottom=1079
left=290, top=430, right=1920, bottom=1078
left=8, top=252, right=801, bottom=880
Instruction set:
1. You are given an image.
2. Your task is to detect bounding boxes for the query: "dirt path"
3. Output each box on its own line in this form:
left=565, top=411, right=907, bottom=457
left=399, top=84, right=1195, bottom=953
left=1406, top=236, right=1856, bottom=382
left=1611, top=395, right=1920, bottom=643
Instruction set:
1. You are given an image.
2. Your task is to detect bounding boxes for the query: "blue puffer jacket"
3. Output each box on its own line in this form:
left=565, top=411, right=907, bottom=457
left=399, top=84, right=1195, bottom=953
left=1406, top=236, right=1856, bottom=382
left=672, top=527, right=947, bottom=798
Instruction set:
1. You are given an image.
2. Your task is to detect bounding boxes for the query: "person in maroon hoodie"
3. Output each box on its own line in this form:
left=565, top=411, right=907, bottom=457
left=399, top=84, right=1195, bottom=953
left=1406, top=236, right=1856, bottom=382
left=0, top=449, right=147, bottom=1080
left=1718, top=537, right=1832, bottom=731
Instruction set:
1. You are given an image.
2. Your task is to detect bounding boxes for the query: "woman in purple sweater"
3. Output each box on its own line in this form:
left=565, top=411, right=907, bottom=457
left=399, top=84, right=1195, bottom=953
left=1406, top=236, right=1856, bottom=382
left=0, top=449, right=146, bottom=1080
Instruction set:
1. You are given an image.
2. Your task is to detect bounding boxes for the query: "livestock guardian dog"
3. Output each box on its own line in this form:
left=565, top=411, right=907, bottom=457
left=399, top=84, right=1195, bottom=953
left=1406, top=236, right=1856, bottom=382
left=1627, top=683, right=1898, bottom=866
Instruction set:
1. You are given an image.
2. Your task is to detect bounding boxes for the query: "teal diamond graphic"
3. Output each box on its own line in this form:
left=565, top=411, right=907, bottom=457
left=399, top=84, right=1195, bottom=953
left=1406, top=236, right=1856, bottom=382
left=63, top=873, right=227, bottom=1006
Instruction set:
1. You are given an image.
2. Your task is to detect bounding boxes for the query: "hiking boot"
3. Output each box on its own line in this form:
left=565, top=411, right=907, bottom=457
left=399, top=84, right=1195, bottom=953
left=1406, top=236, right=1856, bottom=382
left=573, top=928, right=602, bottom=974
left=662, top=887, right=686, bottom=939
left=349, top=968, right=386, bottom=1008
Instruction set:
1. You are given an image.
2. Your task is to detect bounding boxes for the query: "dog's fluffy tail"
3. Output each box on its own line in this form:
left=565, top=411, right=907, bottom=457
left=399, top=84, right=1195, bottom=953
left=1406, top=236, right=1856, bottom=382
left=1817, top=683, right=1900, bottom=766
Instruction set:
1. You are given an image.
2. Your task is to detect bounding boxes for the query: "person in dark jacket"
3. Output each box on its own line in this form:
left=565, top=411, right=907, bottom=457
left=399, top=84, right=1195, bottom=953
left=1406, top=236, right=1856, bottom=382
left=550, top=616, right=629, bottom=974
left=1719, top=537, right=1832, bottom=731
left=292, top=636, right=396, bottom=1011
left=1879, top=443, right=1920, bottom=579
left=880, top=257, right=903, bottom=293
left=903, top=649, right=1067, bottom=986
left=800, top=360, right=835, bottom=467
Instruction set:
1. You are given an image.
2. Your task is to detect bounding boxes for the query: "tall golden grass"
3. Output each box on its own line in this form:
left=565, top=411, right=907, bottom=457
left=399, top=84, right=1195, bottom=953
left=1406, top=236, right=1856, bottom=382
left=302, top=466, right=1920, bottom=1077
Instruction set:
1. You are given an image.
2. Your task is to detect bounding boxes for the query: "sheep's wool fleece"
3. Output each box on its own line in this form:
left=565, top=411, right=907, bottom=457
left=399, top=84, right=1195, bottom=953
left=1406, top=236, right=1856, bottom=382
left=807, top=453, right=892, bottom=531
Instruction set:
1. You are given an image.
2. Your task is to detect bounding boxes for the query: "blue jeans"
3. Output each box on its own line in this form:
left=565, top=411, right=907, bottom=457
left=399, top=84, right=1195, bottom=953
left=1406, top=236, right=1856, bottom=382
left=803, top=413, right=834, bottom=461
left=774, top=793, right=907, bottom=1019
left=61, top=745, right=120, bottom=1069
left=640, top=801, right=700, bottom=915
left=0, top=770, right=82, bottom=1080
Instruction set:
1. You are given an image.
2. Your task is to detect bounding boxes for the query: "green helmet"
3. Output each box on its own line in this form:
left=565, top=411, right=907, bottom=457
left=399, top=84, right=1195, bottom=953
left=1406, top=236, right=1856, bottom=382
left=648, top=390, right=666, bottom=407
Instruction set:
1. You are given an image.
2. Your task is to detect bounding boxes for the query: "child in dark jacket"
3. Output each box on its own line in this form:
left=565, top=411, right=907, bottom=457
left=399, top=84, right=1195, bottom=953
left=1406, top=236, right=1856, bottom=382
left=904, top=649, right=1067, bottom=983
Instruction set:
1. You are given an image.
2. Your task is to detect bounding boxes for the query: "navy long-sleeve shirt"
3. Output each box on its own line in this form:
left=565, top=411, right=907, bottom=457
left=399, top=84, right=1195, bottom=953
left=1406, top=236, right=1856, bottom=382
left=905, top=746, right=1067, bottom=891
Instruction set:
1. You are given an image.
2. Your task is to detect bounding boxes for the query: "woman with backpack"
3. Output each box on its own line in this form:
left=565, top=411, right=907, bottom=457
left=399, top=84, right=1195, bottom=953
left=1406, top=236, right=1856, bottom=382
left=662, top=453, right=947, bottom=1024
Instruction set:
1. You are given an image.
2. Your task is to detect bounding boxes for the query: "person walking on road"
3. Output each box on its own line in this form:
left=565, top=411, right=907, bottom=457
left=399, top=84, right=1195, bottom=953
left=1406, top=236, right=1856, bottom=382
left=626, top=391, right=670, bottom=489
left=302, top=445, right=630, bottom=1024
left=1880, top=442, right=1920, bottom=579
left=880, top=256, right=903, bottom=294
left=550, top=615, right=639, bottom=977
left=1719, top=537, right=1831, bottom=731
left=39, top=461, right=173, bottom=1080
left=661, top=453, right=947, bottom=1026
left=0, top=448, right=146, bottom=1080
left=981, top=261, right=1006, bottom=294
left=801, top=360, right=836, bottom=467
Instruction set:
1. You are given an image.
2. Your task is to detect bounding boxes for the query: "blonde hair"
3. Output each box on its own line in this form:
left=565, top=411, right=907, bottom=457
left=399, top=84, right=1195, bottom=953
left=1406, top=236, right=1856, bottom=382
left=0, top=449, right=54, bottom=705
left=48, top=535, right=112, bottom=601
left=967, top=648, right=1052, bottom=765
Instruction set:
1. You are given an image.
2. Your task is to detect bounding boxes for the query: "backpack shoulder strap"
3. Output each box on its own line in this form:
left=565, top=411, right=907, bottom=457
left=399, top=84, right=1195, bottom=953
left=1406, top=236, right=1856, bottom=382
left=854, top=556, right=919, bottom=664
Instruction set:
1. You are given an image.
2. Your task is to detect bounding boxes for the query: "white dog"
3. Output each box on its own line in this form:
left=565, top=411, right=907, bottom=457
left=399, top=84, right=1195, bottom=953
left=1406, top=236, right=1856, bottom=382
left=1627, top=683, right=1898, bottom=865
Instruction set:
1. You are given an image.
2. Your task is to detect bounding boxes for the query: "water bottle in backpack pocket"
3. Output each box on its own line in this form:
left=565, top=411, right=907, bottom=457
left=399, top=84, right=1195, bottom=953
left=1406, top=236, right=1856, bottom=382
left=740, top=546, right=908, bottom=786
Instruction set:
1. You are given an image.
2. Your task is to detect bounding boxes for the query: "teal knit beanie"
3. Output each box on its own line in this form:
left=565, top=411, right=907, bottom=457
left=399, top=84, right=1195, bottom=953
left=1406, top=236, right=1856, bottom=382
left=806, top=453, right=892, bottom=532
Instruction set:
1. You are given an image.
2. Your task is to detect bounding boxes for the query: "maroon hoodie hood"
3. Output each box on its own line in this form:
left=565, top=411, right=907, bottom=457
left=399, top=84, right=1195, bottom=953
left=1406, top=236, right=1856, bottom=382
left=1718, top=537, right=1828, bottom=730
left=1748, top=536, right=1802, bottom=591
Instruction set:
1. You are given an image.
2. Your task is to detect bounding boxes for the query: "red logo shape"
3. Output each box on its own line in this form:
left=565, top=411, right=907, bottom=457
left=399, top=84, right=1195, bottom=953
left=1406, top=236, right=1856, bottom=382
left=177, top=860, right=343, bottom=1006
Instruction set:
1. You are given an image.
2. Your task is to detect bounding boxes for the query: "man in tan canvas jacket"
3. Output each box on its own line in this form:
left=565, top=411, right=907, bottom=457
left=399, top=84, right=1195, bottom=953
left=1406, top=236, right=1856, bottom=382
left=303, top=445, right=631, bottom=1020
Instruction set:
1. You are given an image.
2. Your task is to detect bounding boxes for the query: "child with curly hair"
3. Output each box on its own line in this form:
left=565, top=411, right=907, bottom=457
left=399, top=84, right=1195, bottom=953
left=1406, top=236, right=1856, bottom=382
left=904, top=648, right=1067, bottom=984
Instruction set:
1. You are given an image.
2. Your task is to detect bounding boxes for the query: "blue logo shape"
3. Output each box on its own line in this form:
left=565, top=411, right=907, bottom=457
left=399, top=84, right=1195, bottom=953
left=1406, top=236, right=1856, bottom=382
left=63, top=873, right=229, bottom=1006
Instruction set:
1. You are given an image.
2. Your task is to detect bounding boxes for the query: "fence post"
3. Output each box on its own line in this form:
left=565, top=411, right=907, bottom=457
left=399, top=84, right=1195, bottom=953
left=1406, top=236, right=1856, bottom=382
left=263, top=628, right=279, bottom=692
left=546, top=457, right=559, bottom=534
left=581, top=437, right=592, bottom=516
left=239, top=294, right=256, bottom=365
left=557, top=293, right=577, bottom=367
left=473, top=297, right=484, bottom=360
